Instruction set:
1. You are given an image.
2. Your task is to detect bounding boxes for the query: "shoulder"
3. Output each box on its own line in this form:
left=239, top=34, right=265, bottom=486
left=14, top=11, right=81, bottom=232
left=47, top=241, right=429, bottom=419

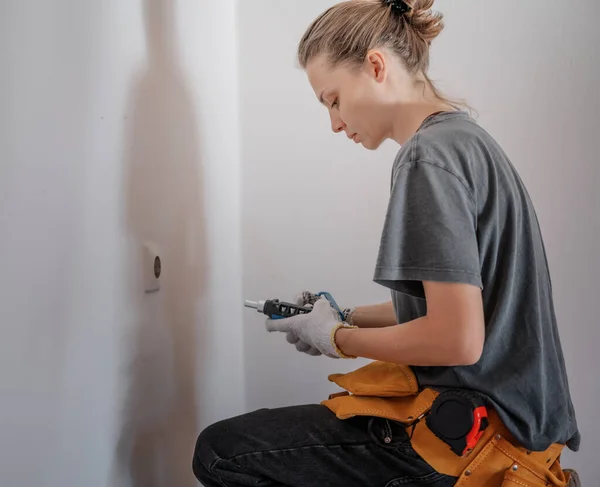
left=392, top=112, right=501, bottom=197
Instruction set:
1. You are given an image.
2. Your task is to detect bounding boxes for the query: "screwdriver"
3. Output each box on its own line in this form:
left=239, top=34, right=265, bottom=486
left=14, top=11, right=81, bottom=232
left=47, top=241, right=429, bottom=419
left=244, top=299, right=312, bottom=320
left=244, top=292, right=345, bottom=321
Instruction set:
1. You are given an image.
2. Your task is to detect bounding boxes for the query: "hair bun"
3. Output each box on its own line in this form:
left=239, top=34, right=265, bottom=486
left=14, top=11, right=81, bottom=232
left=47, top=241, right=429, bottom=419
left=406, top=0, right=444, bottom=44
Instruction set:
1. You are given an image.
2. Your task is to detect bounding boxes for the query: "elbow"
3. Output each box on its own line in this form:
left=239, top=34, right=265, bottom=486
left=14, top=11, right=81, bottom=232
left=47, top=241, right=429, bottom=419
left=454, top=344, right=483, bottom=366
left=452, top=331, right=484, bottom=366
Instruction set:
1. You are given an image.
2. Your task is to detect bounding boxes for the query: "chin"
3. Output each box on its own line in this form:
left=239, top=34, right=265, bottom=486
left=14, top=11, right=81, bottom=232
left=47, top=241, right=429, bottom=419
left=360, top=137, right=384, bottom=151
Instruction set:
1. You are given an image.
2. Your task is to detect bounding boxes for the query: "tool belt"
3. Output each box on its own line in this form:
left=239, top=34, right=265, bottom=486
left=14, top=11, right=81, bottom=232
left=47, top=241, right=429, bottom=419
left=321, top=361, right=572, bottom=487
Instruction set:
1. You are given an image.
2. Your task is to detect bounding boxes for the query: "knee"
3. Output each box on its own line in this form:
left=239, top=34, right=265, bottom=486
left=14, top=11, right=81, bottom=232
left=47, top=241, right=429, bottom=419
left=192, top=422, right=224, bottom=483
left=192, top=410, right=269, bottom=483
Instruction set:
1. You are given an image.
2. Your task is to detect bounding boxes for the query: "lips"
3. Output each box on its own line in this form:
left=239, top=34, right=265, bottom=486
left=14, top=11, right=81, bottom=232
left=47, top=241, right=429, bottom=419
left=345, top=131, right=359, bottom=143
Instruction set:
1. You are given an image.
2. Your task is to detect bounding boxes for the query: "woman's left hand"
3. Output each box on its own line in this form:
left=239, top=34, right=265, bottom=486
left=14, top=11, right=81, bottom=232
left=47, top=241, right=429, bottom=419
left=265, top=297, right=357, bottom=358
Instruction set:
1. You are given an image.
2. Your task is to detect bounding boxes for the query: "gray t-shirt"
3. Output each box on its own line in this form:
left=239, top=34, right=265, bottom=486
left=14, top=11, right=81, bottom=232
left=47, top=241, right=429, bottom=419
left=373, top=111, right=580, bottom=452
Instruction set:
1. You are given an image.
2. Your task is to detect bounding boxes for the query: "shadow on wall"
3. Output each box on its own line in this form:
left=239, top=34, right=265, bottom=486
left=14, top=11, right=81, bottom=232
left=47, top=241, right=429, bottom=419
left=112, top=0, right=206, bottom=485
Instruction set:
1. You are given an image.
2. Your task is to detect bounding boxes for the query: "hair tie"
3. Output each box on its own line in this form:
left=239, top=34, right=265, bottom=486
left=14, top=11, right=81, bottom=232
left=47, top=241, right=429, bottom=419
left=382, top=0, right=412, bottom=15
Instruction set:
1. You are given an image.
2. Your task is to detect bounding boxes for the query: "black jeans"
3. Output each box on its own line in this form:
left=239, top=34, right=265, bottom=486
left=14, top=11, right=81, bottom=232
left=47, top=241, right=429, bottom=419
left=192, top=404, right=457, bottom=487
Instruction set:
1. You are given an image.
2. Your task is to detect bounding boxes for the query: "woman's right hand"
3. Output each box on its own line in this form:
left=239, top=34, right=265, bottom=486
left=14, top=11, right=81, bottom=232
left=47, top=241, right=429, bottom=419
left=285, top=330, right=322, bottom=356
left=283, top=291, right=398, bottom=354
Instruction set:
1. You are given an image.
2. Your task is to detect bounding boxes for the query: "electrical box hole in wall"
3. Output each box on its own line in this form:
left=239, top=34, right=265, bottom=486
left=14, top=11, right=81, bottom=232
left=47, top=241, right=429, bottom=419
left=143, top=242, right=161, bottom=293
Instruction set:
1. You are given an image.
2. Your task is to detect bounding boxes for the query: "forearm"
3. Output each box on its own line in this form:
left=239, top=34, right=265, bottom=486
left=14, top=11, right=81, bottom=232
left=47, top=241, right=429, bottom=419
left=349, top=301, right=398, bottom=329
left=336, top=315, right=482, bottom=366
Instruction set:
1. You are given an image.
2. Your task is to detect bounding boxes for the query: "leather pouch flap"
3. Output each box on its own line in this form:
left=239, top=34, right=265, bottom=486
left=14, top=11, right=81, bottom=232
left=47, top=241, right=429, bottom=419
left=322, top=388, right=438, bottom=423
left=327, top=361, right=419, bottom=397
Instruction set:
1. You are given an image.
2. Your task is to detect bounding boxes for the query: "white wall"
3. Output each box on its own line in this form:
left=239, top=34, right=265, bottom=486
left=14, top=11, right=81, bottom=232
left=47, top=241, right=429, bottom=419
left=0, top=1, right=244, bottom=486
left=238, top=1, right=599, bottom=485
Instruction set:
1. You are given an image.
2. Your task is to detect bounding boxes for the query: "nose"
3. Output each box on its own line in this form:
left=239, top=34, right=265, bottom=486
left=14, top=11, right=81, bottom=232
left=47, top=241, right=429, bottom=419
left=329, top=111, right=346, bottom=134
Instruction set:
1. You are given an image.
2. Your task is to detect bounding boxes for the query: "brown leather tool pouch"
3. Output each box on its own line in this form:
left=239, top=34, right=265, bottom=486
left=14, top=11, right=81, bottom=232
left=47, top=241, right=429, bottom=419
left=321, top=360, right=569, bottom=487
left=322, top=361, right=437, bottom=423
left=450, top=431, right=566, bottom=487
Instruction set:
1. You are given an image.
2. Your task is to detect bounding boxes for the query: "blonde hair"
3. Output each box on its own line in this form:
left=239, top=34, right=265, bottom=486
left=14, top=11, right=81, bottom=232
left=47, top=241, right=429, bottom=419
left=298, top=0, right=468, bottom=110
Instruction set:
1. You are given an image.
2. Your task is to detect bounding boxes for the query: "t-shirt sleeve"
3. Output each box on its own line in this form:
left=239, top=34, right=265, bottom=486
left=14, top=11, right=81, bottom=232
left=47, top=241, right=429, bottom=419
left=373, top=161, right=482, bottom=299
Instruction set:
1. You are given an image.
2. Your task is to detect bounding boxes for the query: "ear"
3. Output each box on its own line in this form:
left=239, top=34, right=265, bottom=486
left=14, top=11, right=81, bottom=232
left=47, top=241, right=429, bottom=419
left=365, top=49, right=387, bottom=83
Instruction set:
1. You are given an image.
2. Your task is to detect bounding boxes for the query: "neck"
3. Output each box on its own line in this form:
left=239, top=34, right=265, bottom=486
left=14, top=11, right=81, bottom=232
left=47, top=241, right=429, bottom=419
left=390, top=100, right=454, bottom=145
left=387, top=72, right=456, bottom=145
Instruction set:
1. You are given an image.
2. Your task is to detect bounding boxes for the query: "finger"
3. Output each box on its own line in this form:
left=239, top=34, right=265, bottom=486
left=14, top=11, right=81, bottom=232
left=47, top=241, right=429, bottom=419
left=294, top=291, right=315, bottom=307
left=295, top=341, right=312, bottom=353
left=314, top=296, right=342, bottom=319
left=307, top=347, right=322, bottom=356
left=286, top=332, right=299, bottom=344
left=314, top=296, right=332, bottom=309
left=265, top=317, right=294, bottom=333
left=293, top=292, right=306, bottom=306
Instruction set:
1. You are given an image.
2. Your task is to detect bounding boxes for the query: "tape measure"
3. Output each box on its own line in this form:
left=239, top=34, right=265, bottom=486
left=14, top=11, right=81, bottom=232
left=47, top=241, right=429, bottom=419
left=425, top=390, right=489, bottom=457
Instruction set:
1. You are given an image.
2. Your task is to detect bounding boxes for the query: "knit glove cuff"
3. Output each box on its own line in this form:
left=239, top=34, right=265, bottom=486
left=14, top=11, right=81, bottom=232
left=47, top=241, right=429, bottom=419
left=330, top=323, right=359, bottom=359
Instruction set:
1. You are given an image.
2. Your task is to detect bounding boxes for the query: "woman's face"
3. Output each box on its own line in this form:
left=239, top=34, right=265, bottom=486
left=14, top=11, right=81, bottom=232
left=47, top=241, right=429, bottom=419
left=306, top=52, right=395, bottom=150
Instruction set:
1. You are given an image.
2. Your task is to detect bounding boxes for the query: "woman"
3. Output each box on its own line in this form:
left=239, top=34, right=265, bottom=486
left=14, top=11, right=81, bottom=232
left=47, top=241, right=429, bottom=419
left=193, top=1, right=580, bottom=485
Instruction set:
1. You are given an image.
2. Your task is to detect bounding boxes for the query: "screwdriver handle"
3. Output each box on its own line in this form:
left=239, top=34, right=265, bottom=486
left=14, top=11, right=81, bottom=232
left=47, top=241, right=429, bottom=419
left=264, top=300, right=312, bottom=319
left=245, top=292, right=344, bottom=321
left=245, top=299, right=312, bottom=319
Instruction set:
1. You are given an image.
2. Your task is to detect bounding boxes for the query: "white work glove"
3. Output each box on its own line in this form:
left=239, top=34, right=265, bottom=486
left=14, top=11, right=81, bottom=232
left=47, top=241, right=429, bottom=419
left=284, top=291, right=322, bottom=356
left=285, top=331, right=322, bottom=356
left=266, top=296, right=357, bottom=359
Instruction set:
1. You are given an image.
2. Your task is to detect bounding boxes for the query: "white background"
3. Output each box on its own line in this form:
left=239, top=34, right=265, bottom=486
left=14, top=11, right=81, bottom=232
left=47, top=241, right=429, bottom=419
left=1, top=1, right=598, bottom=486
